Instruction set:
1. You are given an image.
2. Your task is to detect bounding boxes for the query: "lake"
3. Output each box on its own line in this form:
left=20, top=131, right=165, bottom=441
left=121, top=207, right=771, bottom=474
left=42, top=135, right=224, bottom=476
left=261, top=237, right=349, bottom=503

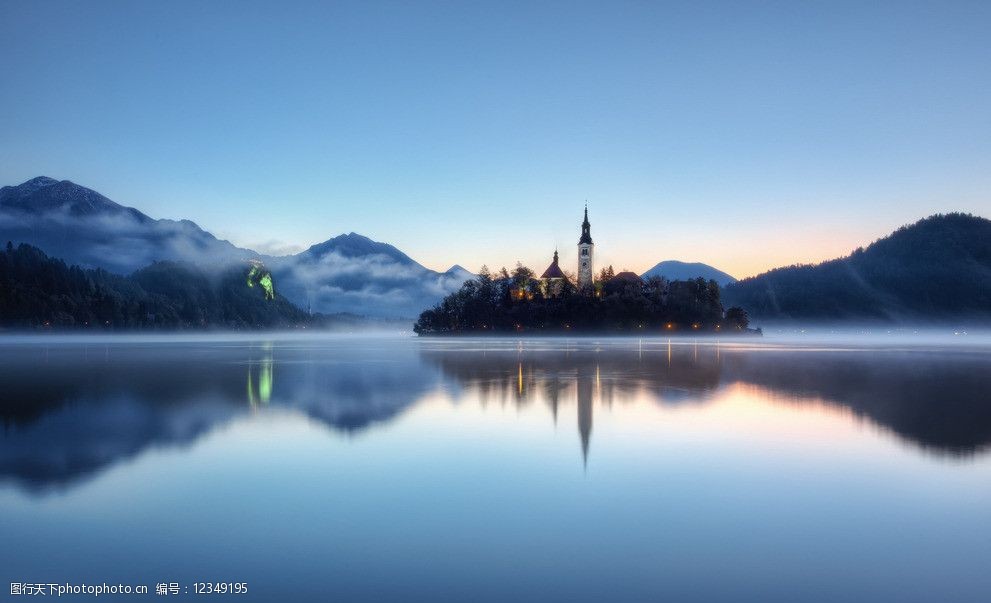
left=2, top=333, right=990, bottom=602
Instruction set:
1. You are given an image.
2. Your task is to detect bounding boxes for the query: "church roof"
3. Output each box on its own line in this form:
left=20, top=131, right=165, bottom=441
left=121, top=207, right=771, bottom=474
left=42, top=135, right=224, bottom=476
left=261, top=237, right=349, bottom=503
left=541, top=250, right=566, bottom=279
left=578, top=206, right=593, bottom=245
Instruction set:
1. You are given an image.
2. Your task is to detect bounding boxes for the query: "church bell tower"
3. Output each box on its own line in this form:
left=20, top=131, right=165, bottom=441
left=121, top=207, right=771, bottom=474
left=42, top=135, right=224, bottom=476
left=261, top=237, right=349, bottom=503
left=577, top=205, right=594, bottom=290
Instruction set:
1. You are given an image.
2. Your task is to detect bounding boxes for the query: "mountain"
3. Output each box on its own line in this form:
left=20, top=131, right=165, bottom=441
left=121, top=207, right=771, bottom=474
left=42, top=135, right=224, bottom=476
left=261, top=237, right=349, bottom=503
left=0, top=176, right=256, bottom=273
left=722, top=213, right=991, bottom=321
left=444, top=264, right=476, bottom=281
left=271, top=232, right=472, bottom=318
left=298, top=230, right=420, bottom=264
left=0, top=177, right=472, bottom=318
left=641, top=260, right=736, bottom=286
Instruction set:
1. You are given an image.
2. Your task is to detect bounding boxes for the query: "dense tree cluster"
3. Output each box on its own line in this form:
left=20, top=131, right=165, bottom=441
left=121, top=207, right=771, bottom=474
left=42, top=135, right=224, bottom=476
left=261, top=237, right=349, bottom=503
left=0, top=242, right=319, bottom=329
left=414, top=264, right=751, bottom=334
left=723, top=213, right=991, bottom=320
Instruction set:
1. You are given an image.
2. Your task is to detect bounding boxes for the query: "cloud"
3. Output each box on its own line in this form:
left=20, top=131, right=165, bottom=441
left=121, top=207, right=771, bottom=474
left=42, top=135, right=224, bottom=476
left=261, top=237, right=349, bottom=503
left=244, top=239, right=306, bottom=257
left=274, top=250, right=469, bottom=317
left=0, top=208, right=254, bottom=274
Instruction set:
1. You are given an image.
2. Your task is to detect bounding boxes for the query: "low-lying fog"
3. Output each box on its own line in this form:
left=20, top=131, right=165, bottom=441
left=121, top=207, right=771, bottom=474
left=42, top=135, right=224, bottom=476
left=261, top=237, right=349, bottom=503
left=1, top=324, right=989, bottom=348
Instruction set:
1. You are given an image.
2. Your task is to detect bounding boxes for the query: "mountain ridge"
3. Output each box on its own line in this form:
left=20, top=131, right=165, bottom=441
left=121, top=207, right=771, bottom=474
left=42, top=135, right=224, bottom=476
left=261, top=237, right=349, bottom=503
left=0, top=176, right=255, bottom=271
left=722, top=213, right=991, bottom=321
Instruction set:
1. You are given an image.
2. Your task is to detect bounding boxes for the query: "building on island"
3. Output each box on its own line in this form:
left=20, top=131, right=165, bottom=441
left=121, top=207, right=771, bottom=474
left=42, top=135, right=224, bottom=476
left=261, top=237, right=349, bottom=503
left=577, top=205, right=594, bottom=290
left=539, top=250, right=567, bottom=297
left=525, top=206, right=643, bottom=299
left=534, top=206, right=597, bottom=297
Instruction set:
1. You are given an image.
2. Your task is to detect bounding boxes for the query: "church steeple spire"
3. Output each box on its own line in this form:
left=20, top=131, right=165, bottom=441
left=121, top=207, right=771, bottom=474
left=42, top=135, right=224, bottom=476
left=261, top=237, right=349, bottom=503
left=579, top=204, right=592, bottom=245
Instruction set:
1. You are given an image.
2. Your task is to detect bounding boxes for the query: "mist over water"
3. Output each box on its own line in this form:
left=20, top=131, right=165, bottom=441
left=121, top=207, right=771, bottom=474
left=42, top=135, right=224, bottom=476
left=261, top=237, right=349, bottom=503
left=1, top=333, right=989, bottom=602
left=758, top=323, right=991, bottom=346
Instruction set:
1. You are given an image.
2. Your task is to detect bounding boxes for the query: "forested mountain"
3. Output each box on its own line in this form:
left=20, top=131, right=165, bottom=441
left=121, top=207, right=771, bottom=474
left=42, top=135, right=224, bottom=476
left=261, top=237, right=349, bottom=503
left=0, top=177, right=472, bottom=318
left=0, top=242, right=319, bottom=329
left=722, top=213, right=991, bottom=321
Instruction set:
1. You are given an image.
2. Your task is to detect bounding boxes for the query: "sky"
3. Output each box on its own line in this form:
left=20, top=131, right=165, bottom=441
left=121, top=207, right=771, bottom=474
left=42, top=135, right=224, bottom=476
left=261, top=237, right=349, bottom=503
left=1, top=0, right=989, bottom=278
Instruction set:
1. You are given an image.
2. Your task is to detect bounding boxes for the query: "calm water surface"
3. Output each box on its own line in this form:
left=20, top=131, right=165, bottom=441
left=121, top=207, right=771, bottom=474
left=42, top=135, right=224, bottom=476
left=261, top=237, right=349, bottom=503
left=2, top=334, right=990, bottom=602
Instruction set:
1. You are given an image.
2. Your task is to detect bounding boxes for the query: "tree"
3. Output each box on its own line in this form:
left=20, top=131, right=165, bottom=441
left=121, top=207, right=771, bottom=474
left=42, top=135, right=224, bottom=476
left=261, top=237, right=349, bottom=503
left=724, top=307, right=749, bottom=330
left=597, top=265, right=615, bottom=282
left=511, top=262, right=535, bottom=284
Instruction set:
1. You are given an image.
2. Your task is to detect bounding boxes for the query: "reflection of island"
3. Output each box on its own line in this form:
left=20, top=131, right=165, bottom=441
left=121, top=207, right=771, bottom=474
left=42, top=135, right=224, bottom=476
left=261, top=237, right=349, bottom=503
left=423, top=343, right=725, bottom=465
left=422, top=340, right=991, bottom=462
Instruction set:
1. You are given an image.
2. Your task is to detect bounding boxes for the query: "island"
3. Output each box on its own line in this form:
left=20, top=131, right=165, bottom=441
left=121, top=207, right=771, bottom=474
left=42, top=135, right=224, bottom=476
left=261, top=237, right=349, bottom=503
left=415, top=208, right=754, bottom=335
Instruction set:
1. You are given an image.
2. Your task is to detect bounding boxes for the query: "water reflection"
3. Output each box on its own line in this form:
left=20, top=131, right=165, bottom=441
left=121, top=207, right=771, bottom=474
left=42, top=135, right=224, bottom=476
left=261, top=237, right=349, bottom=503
left=423, top=342, right=723, bottom=465
left=425, top=339, right=991, bottom=458
left=246, top=342, right=273, bottom=406
left=1, top=337, right=990, bottom=494
left=0, top=340, right=439, bottom=493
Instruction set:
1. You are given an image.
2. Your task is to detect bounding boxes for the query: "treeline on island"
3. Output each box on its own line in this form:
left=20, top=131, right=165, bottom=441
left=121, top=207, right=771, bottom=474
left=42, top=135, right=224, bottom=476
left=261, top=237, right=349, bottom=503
left=414, top=265, right=752, bottom=335
left=0, top=242, right=342, bottom=330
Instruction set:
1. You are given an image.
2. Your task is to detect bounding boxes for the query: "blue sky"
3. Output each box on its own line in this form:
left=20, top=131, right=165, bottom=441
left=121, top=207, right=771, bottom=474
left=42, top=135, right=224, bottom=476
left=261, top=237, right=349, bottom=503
left=1, top=0, right=989, bottom=277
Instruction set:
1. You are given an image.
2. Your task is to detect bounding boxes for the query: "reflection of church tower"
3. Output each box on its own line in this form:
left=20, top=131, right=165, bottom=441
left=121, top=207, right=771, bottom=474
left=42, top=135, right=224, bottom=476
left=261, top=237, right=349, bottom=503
left=546, top=381, right=561, bottom=425
left=577, top=369, right=593, bottom=467
left=577, top=205, right=594, bottom=290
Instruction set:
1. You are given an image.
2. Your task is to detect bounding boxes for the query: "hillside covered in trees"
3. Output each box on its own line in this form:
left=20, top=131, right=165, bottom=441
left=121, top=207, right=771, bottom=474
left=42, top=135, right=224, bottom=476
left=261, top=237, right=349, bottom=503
left=722, top=213, right=991, bottom=321
left=0, top=242, right=331, bottom=330
left=414, top=265, right=752, bottom=334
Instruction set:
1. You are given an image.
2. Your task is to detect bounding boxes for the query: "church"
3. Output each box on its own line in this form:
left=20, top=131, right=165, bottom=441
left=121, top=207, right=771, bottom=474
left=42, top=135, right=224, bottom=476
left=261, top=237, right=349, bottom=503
left=538, top=206, right=596, bottom=295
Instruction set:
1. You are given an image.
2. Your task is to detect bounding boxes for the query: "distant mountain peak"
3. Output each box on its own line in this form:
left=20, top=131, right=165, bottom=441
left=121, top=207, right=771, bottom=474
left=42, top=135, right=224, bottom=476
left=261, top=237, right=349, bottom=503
left=302, top=231, right=420, bottom=267
left=22, top=176, right=59, bottom=189
left=641, top=260, right=736, bottom=286
left=0, top=176, right=130, bottom=218
left=443, top=264, right=476, bottom=280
